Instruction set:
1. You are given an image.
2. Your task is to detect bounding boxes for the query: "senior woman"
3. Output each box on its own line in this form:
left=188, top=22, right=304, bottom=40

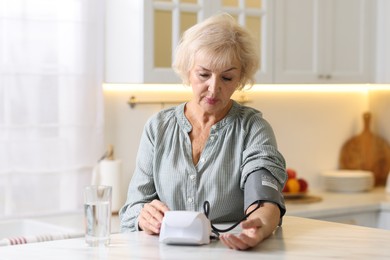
left=119, top=13, right=287, bottom=250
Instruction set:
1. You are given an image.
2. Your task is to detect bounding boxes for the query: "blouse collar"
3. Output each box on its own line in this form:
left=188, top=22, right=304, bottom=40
left=175, top=100, right=241, bottom=133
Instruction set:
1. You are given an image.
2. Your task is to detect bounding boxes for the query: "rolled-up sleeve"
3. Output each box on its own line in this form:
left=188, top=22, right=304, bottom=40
left=240, top=113, right=287, bottom=187
left=239, top=112, right=287, bottom=220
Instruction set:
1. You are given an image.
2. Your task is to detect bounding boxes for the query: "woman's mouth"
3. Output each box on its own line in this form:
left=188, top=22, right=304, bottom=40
left=205, top=97, right=218, bottom=105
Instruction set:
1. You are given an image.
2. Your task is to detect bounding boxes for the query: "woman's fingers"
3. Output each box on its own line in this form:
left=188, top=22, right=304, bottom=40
left=139, top=200, right=169, bottom=234
left=149, top=199, right=169, bottom=219
left=220, top=218, right=264, bottom=250
left=220, top=233, right=251, bottom=250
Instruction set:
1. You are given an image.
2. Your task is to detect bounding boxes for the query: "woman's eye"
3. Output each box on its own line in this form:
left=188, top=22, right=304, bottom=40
left=222, top=77, right=232, bottom=81
left=199, top=73, right=209, bottom=78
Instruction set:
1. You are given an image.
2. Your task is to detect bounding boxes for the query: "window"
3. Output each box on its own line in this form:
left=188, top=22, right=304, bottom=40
left=0, top=0, right=104, bottom=217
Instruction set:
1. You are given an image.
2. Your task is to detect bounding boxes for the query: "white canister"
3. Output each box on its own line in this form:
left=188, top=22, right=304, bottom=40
left=100, top=159, right=122, bottom=213
left=91, top=145, right=123, bottom=213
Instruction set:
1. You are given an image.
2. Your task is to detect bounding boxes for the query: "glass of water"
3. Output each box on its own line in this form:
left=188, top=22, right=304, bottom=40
left=84, top=185, right=112, bottom=246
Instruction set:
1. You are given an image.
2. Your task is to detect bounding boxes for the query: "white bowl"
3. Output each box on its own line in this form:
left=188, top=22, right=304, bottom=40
left=321, top=170, right=374, bottom=192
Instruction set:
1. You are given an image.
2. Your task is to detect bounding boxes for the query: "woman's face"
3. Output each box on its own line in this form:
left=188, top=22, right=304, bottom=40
left=188, top=54, right=241, bottom=115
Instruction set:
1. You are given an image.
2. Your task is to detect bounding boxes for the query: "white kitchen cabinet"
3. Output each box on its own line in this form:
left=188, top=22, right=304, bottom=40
left=274, top=0, right=375, bottom=83
left=314, top=209, right=390, bottom=230
left=315, top=211, right=380, bottom=228
left=378, top=210, right=390, bottom=230
left=105, top=0, right=274, bottom=84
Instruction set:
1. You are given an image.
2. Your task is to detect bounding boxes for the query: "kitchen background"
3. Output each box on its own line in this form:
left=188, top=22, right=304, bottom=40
left=104, top=0, right=390, bottom=210
left=105, top=86, right=390, bottom=210
left=1, top=0, right=390, bottom=219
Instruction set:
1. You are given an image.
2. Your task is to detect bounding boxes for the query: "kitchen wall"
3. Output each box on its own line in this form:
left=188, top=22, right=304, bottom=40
left=103, top=85, right=389, bottom=206
left=369, top=89, right=390, bottom=137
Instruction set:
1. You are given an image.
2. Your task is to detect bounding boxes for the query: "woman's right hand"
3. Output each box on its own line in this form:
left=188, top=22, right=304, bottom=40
left=138, top=199, right=170, bottom=235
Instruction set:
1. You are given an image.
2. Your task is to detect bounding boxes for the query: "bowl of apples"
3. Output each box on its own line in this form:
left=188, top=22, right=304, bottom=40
left=283, top=168, right=309, bottom=198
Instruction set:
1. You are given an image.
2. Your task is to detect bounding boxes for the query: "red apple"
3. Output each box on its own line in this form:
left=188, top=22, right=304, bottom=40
left=282, top=183, right=289, bottom=192
left=286, top=168, right=297, bottom=179
left=298, top=178, right=308, bottom=192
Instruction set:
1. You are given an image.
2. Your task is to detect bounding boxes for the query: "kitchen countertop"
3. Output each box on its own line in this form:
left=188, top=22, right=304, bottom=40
left=285, top=187, right=390, bottom=219
left=5, top=188, right=387, bottom=235
left=26, top=188, right=388, bottom=235
left=31, top=212, right=121, bottom=234
left=1, top=216, right=390, bottom=259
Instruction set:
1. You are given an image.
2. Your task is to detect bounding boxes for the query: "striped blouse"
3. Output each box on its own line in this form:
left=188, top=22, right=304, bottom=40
left=119, top=101, right=286, bottom=232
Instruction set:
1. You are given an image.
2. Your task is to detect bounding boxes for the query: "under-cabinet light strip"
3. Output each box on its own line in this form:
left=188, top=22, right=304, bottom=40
left=103, top=83, right=390, bottom=93
left=102, top=83, right=389, bottom=108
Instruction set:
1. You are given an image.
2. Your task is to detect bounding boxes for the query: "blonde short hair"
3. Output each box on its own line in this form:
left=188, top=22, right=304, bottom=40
left=173, top=13, right=259, bottom=90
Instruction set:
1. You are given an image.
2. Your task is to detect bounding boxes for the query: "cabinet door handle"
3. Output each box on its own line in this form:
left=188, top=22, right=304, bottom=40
left=318, top=74, right=332, bottom=79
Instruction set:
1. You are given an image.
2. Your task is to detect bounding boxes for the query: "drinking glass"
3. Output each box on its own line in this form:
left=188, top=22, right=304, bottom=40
left=84, top=185, right=112, bottom=246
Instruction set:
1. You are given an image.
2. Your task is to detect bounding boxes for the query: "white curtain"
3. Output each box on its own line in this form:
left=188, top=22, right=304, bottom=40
left=0, top=0, right=104, bottom=218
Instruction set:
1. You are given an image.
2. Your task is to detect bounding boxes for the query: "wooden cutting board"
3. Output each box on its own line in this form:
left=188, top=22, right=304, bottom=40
left=339, top=112, right=390, bottom=186
left=285, top=195, right=322, bottom=204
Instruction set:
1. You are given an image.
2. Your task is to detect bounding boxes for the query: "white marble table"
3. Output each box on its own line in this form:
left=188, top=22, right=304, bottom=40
left=1, top=216, right=390, bottom=260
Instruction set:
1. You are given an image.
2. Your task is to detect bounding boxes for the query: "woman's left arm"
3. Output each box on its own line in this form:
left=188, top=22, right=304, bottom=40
left=219, top=202, right=280, bottom=250
left=220, top=109, right=286, bottom=250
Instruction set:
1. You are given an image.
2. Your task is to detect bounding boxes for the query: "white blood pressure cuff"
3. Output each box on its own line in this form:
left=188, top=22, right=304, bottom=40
left=244, top=169, right=286, bottom=219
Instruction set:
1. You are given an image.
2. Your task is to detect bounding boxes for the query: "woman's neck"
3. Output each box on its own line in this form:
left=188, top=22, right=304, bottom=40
left=185, top=100, right=232, bottom=128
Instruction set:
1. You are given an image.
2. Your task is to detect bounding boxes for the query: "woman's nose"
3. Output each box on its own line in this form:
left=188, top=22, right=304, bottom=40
left=207, top=76, right=220, bottom=93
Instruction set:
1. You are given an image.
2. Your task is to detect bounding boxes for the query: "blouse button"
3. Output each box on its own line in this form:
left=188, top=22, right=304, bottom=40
left=187, top=197, right=193, bottom=203
left=190, top=175, right=196, bottom=181
left=200, top=157, right=206, bottom=163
